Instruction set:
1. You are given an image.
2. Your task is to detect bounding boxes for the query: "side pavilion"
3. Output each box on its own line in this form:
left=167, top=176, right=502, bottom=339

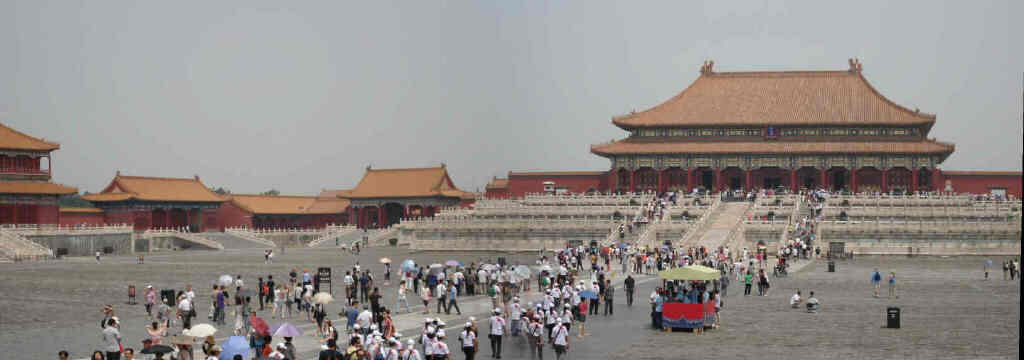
left=343, top=165, right=473, bottom=229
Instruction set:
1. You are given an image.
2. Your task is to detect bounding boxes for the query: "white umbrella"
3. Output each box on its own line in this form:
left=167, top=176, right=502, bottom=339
left=312, top=292, right=334, bottom=305
left=185, top=323, right=217, bottom=338
left=217, top=275, right=233, bottom=287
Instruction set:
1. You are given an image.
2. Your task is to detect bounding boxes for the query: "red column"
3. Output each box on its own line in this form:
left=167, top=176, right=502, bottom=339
left=850, top=167, right=858, bottom=193
left=378, top=206, right=384, bottom=229
left=628, top=170, right=635, bottom=193
left=790, top=168, right=798, bottom=193
left=714, top=168, right=721, bottom=193
left=744, top=168, right=752, bottom=192
left=932, top=168, right=942, bottom=192
left=12, top=203, right=17, bottom=224
left=165, top=209, right=170, bottom=230
left=656, top=169, right=664, bottom=194
left=820, top=167, right=827, bottom=190
left=881, top=168, right=888, bottom=193
left=609, top=169, right=617, bottom=193
left=911, top=169, right=919, bottom=194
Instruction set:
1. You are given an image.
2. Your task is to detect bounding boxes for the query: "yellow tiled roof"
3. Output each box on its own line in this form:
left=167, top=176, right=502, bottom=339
left=82, top=174, right=223, bottom=202
left=591, top=140, right=955, bottom=156
left=0, top=123, right=61, bottom=151
left=228, top=194, right=350, bottom=215
left=0, top=181, right=77, bottom=195
left=612, top=65, right=935, bottom=128
left=345, top=166, right=467, bottom=199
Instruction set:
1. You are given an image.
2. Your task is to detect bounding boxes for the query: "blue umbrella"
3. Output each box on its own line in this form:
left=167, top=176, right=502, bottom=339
left=219, top=336, right=249, bottom=360
left=270, top=322, right=303, bottom=337
left=578, top=290, right=598, bottom=300
left=401, top=259, right=417, bottom=274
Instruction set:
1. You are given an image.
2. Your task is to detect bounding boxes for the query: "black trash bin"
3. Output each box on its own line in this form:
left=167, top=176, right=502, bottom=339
left=886, top=307, right=901, bottom=329
left=827, top=261, right=836, bottom=272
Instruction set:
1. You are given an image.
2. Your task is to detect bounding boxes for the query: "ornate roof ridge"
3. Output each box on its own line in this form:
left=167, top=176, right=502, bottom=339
left=611, top=59, right=936, bottom=127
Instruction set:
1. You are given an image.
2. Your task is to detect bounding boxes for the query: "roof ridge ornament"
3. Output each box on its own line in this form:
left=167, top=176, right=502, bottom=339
left=700, top=60, right=715, bottom=74
left=848, top=58, right=863, bottom=73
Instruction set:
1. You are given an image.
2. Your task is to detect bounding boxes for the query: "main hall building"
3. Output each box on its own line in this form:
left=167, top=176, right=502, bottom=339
left=488, top=60, right=1020, bottom=198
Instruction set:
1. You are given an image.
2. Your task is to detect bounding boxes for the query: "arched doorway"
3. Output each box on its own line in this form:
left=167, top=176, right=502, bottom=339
left=917, top=168, right=933, bottom=192
left=855, top=167, right=883, bottom=193
left=796, top=167, right=821, bottom=190
left=616, top=168, right=630, bottom=192
left=827, top=167, right=850, bottom=191
left=382, top=203, right=405, bottom=228
left=152, top=208, right=168, bottom=228
left=721, top=167, right=744, bottom=191
left=408, top=205, right=423, bottom=217
left=664, top=167, right=686, bottom=191
left=887, top=167, right=912, bottom=194
left=754, top=167, right=788, bottom=190
left=634, top=167, right=657, bottom=192
left=694, top=167, right=714, bottom=191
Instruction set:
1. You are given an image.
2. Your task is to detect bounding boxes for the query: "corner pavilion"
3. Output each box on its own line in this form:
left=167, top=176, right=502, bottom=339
left=590, top=60, right=955, bottom=194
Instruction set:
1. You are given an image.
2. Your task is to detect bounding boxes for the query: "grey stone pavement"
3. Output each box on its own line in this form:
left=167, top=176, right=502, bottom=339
left=1, top=247, right=1019, bottom=360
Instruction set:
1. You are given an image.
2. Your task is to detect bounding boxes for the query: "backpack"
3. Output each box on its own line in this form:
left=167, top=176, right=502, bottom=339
left=873, top=272, right=881, bottom=282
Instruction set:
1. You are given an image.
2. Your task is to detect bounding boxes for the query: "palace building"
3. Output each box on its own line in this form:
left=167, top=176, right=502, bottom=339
left=82, top=172, right=224, bottom=231
left=216, top=194, right=349, bottom=229
left=590, top=59, right=957, bottom=194
left=343, top=165, right=475, bottom=229
left=0, top=124, right=77, bottom=224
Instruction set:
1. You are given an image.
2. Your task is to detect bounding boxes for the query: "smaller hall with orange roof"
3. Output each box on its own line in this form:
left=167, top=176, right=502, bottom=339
left=82, top=172, right=224, bottom=231
left=342, top=164, right=474, bottom=229
left=216, top=193, right=349, bottom=229
left=0, top=123, right=77, bottom=224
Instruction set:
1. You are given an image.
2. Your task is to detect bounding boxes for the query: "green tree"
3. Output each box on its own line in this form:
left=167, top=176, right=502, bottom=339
left=212, top=187, right=231, bottom=195
left=261, top=189, right=280, bottom=196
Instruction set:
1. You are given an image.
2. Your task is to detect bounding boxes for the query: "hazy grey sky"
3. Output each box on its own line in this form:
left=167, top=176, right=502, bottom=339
left=3, top=0, right=1021, bottom=195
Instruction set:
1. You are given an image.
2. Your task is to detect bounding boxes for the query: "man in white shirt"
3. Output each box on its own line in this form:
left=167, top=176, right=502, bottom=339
left=790, top=291, right=802, bottom=309
left=435, top=282, right=447, bottom=314
left=552, top=318, right=570, bottom=360
left=458, top=322, right=476, bottom=360
left=508, top=297, right=522, bottom=336
left=356, top=306, right=373, bottom=336
left=527, top=317, right=545, bottom=360
left=489, top=309, right=507, bottom=359
left=403, top=339, right=421, bottom=360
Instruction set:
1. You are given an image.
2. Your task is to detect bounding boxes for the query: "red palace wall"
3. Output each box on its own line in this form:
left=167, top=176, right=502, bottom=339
left=484, top=188, right=511, bottom=199
left=102, top=210, right=137, bottom=228
left=215, top=201, right=253, bottom=230
left=503, top=173, right=608, bottom=198
left=36, top=205, right=59, bottom=225
left=941, top=172, right=1022, bottom=198
left=60, top=212, right=106, bottom=226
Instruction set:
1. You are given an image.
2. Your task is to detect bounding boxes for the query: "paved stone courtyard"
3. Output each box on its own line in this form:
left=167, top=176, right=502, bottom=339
left=1, top=247, right=1018, bottom=360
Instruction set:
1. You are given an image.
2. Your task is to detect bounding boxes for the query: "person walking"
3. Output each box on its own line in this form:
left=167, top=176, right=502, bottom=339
left=744, top=271, right=753, bottom=296
left=488, top=309, right=506, bottom=359
left=602, top=280, right=614, bottom=316
left=624, top=275, right=635, bottom=307
left=871, top=267, right=882, bottom=298
left=458, top=322, right=477, bottom=360
left=551, top=318, right=570, bottom=360
left=395, top=283, right=411, bottom=314
left=446, top=281, right=461, bottom=315
left=144, top=286, right=156, bottom=319
left=101, top=317, right=121, bottom=360
left=420, top=286, right=431, bottom=314
left=887, top=272, right=898, bottom=298
left=527, top=317, right=545, bottom=360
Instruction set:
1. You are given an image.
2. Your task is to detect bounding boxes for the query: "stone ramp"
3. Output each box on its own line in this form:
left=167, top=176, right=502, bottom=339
left=694, top=201, right=751, bottom=249
left=200, top=232, right=272, bottom=249
left=313, top=229, right=366, bottom=248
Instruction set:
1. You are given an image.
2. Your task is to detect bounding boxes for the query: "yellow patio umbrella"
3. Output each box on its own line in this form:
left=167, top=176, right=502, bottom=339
left=657, top=265, right=721, bottom=281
